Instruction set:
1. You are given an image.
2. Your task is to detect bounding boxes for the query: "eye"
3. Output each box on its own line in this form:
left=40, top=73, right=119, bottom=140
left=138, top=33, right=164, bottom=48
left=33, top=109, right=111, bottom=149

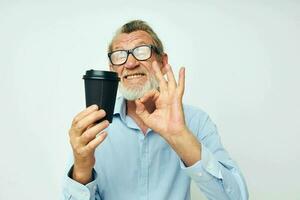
left=112, top=51, right=127, bottom=60
left=134, top=46, right=150, bottom=58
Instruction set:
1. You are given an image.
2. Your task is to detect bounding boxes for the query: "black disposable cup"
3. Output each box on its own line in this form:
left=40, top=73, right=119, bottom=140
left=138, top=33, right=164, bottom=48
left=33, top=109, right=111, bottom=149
left=83, top=70, right=120, bottom=123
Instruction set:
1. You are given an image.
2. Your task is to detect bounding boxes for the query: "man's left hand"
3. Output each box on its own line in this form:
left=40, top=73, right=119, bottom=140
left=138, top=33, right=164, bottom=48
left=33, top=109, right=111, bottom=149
left=135, top=61, right=188, bottom=140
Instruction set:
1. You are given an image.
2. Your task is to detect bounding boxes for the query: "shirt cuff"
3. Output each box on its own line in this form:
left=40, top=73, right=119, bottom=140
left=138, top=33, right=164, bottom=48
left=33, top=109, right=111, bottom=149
left=180, top=145, right=223, bottom=182
left=63, top=166, right=98, bottom=200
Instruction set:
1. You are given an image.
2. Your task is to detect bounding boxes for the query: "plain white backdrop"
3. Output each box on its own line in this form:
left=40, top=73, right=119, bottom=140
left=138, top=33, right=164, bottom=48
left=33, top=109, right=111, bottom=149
left=0, top=1, right=299, bottom=199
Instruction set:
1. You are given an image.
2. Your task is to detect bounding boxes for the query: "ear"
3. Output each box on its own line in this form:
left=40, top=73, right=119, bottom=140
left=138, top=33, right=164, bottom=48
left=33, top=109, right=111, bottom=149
left=161, top=53, right=169, bottom=75
left=109, top=64, right=114, bottom=72
left=162, top=53, right=168, bottom=66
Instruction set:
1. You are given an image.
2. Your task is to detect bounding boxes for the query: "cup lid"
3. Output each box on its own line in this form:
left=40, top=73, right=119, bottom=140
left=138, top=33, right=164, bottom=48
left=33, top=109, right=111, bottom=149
left=83, top=69, right=120, bottom=81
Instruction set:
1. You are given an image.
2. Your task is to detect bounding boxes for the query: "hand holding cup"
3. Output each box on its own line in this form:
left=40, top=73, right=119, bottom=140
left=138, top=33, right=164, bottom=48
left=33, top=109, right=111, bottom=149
left=69, top=105, right=109, bottom=184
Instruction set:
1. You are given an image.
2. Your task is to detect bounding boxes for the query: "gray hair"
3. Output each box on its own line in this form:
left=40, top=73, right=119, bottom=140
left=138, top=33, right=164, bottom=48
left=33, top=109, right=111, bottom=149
left=108, top=20, right=164, bottom=61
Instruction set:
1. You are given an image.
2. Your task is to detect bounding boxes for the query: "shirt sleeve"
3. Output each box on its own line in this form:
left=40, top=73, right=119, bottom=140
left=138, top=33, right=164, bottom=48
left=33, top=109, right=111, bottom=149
left=181, top=108, right=249, bottom=200
left=62, top=166, right=101, bottom=200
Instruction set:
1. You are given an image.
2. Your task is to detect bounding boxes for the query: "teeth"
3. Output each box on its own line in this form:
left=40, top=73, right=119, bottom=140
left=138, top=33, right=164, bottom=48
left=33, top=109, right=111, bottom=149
left=125, top=73, right=144, bottom=79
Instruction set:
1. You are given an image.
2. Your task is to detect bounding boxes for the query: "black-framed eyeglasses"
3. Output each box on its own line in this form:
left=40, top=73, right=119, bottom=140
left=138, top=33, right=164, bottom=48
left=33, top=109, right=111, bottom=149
left=108, top=44, right=159, bottom=66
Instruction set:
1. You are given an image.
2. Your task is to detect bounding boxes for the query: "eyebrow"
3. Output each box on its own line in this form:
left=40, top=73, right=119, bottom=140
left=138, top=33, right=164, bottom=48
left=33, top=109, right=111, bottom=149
left=113, top=41, right=149, bottom=51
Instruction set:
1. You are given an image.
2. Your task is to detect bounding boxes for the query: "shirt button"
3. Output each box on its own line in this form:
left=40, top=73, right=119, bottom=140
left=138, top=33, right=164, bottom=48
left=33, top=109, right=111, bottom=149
left=226, top=187, right=232, bottom=193
left=197, top=172, right=202, bottom=176
left=207, top=163, right=214, bottom=170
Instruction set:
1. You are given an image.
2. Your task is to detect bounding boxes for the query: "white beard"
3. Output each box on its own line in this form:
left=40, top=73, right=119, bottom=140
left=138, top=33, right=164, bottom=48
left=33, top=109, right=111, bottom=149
left=119, top=75, right=159, bottom=100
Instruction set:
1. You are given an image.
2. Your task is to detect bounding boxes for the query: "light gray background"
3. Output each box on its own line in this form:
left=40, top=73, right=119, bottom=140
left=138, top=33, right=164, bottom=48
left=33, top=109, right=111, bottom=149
left=0, top=1, right=299, bottom=199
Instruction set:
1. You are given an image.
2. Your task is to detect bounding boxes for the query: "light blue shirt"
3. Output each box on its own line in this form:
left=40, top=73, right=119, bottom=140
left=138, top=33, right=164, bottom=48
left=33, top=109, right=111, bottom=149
left=62, top=96, right=248, bottom=200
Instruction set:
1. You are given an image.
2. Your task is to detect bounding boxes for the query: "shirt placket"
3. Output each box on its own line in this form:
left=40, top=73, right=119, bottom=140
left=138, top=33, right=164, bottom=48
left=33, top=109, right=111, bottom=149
left=138, top=133, right=149, bottom=200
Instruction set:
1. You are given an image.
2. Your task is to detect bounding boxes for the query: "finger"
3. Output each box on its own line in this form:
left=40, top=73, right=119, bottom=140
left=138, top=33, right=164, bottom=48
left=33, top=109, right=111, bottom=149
left=178, top=67, right=185, bottom=97
left=165, top=64, right=177, bottom=90
left=72, top=109, right=106, bottom=136
left=135, top=99, right=150, bottom=121
left=161, top=66, right=168, bottom=75
left=80, top=120, right=110, bottom=144
left=86, top=123, right=96, bottom=130
left=85, top=131, right=108, bottom=150
left=152, top=61, right=168, bottom=92
left=139, top=89, right=160, bottom=103
left=72, top=105, right=98, bottom=125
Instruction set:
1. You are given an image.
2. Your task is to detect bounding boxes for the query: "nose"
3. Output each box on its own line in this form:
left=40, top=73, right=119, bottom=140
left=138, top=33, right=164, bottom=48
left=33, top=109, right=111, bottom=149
left=124, top=53, right=139, bottom=69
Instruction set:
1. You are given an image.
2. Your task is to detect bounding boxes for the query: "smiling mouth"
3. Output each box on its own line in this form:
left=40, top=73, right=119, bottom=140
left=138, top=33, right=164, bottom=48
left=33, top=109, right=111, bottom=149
left=124, top=73, right=146, bottom=80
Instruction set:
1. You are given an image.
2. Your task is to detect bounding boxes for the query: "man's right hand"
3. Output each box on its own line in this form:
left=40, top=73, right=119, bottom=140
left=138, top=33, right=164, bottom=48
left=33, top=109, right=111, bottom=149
left=68, top=104, right=109, bottom=184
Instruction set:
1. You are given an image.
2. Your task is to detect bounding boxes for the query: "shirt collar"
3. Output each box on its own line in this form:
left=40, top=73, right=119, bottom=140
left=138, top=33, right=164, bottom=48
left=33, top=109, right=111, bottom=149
left=113, top=96, right=126, bottom=120
left=113, top=95, right=152, bottom=133
left=113, top=96, right=139, bottom=130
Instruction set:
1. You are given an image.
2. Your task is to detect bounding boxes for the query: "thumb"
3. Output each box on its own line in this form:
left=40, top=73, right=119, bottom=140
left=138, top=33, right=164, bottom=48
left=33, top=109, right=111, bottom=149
left=135, top=99, right=150, bottom=121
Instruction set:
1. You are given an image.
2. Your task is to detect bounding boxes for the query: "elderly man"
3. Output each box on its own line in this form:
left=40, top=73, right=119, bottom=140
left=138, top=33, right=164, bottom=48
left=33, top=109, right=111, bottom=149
left=62, top=20, right=248, bottom=200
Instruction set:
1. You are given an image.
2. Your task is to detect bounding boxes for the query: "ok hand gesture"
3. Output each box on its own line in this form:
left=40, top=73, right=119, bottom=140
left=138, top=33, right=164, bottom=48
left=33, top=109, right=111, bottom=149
left=135, top=61, right=188, bottom=140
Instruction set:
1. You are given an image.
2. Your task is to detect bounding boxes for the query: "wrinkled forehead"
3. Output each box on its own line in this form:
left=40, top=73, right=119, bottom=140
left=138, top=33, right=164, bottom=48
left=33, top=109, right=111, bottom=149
left=112, top=30, right=154, bottom=51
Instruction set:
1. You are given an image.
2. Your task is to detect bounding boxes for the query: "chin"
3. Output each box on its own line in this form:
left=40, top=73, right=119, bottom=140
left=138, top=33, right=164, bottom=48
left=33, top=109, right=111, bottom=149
left=119, top=75, right=159, bottom=100
left=119, top=84, right=146, bottom=100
